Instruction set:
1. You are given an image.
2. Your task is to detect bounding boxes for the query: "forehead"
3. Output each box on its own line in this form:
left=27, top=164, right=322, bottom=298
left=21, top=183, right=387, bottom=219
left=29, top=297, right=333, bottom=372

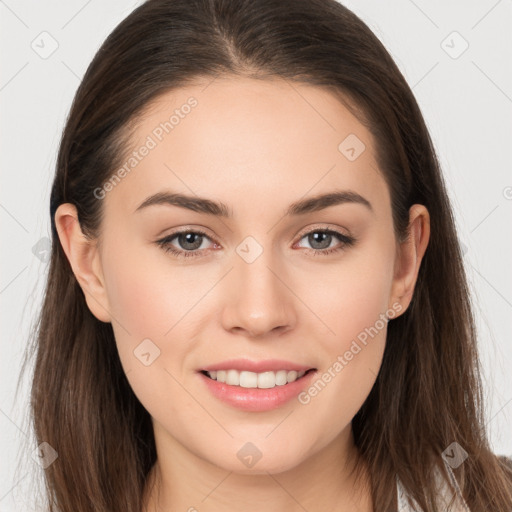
left=102, top=76, right=387, bottom=221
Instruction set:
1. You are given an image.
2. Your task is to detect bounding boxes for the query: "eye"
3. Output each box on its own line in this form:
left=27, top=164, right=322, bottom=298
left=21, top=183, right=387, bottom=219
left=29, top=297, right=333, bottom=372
left=155, top=228, right=218, bottom=259
left=155, top=226, right=356, bottom=259
left=294, top=227, right=356, bottom=256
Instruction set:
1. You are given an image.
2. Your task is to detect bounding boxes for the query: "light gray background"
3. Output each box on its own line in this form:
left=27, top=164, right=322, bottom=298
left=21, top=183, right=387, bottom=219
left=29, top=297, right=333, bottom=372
left=1, top=1, right=511, bottom=510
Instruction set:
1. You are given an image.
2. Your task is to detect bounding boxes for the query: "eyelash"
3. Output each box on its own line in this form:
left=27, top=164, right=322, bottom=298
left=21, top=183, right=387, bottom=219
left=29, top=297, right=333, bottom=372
left=155, top=226, right=356, bottom=260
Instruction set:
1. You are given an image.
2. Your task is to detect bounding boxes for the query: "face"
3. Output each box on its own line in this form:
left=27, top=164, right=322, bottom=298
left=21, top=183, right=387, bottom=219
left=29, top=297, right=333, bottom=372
left=57, top=76, right=428, bottom=475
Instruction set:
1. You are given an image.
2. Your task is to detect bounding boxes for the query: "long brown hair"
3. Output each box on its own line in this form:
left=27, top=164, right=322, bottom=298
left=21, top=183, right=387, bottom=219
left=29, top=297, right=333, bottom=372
left=18, top=0, right=512, bottom=510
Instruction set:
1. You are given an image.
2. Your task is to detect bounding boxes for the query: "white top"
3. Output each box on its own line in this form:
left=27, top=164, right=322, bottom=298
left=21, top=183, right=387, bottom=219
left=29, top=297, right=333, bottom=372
left=396, top=459, right=470, bottom=511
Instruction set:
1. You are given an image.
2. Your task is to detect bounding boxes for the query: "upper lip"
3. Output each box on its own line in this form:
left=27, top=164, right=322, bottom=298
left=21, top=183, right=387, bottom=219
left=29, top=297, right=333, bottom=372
left=200, top=358, right=316, bottom=373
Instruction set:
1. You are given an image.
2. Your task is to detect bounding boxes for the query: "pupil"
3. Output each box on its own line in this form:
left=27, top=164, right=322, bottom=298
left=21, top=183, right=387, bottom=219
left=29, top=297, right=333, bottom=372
left=180, top=233, right=202, bottom=250
left=310, top=232, right=330, bottom=249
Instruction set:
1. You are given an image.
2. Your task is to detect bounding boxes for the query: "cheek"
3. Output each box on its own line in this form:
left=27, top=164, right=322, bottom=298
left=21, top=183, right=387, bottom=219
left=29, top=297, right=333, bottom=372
left=100, top=242, right=219, bottom=413
left=102, top=253, right=196, bottom=425
left=306, top=245, right=396, bottom=349
left=99, top=243, right=185, bottom=380
left=309, top=242, right=394, bottom=379
left=293, top=262, right=393, bottom=449
left=101, top=241, right=203, bottom=338
left=295, top=238, right=395, bottom=405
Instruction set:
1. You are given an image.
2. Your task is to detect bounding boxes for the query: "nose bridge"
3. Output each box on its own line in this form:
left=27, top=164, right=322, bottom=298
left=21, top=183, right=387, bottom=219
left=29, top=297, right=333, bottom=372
left=222, top=234, right=296, bottom=337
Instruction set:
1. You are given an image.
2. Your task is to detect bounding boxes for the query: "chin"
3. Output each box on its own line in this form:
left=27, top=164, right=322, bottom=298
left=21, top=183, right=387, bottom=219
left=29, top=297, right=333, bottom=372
left=208, top=444, right=307, bottom=475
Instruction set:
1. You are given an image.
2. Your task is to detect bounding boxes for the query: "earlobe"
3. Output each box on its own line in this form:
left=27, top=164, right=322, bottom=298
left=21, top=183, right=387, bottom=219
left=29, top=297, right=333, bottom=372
left=390, top=204, right=430, bottom=314
left=54, top=203, right=112, bottom=323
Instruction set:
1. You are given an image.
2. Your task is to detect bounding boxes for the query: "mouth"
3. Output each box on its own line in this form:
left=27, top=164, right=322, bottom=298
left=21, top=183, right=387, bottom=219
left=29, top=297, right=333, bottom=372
left=199, top=368, right=317, bottom=389
left=197, top=361, right=319, bottom=412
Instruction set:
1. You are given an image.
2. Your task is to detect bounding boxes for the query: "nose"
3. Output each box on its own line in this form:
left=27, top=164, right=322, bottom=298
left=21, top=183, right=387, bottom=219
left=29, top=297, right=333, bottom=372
left=220, top=246, right=297, bottom=339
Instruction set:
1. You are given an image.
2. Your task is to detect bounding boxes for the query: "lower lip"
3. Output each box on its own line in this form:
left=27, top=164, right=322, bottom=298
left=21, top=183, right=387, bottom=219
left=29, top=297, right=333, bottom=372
left=198, top=370, right=317, bottom=412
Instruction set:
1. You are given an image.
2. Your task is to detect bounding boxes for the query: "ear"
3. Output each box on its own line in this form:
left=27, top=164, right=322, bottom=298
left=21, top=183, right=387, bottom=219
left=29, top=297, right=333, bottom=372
left=389, top=204, right=430, bottom=315
left=54, top=203, right=112, bottom=323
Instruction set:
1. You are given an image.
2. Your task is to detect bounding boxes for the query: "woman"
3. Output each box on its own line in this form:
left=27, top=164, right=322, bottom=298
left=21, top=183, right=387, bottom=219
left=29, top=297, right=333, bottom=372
left=24, top=0, right=512, bottom=510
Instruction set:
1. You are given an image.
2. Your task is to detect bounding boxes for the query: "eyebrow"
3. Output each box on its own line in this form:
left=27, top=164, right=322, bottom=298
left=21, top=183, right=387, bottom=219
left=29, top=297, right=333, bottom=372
left=134, top=189, right=373, bottom=217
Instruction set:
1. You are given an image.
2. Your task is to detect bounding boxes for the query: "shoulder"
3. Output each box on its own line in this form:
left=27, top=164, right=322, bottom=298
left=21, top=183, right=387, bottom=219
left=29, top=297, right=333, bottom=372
left=496, top=454, right=512, bottom=490
left=497, top=454, right=512, bottom=469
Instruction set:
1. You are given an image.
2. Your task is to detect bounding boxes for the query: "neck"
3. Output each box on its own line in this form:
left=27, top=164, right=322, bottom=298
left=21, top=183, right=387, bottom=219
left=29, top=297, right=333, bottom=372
left=143, top=424, right=373, bottom=512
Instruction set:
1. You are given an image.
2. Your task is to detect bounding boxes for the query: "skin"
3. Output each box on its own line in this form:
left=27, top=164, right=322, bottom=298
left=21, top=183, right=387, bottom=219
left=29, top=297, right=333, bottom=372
left=55, top=76, right=430, bottom=512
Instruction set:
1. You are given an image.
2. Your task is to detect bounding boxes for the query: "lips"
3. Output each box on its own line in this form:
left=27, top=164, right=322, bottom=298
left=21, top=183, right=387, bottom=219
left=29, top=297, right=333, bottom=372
left=198, top=366, right=318, bottom=411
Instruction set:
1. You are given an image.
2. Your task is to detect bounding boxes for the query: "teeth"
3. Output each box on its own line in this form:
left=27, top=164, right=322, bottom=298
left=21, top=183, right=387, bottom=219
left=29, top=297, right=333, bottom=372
left=205, top=369, right=307, bottom=388
left=226, top=369, right=239, bottom=386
